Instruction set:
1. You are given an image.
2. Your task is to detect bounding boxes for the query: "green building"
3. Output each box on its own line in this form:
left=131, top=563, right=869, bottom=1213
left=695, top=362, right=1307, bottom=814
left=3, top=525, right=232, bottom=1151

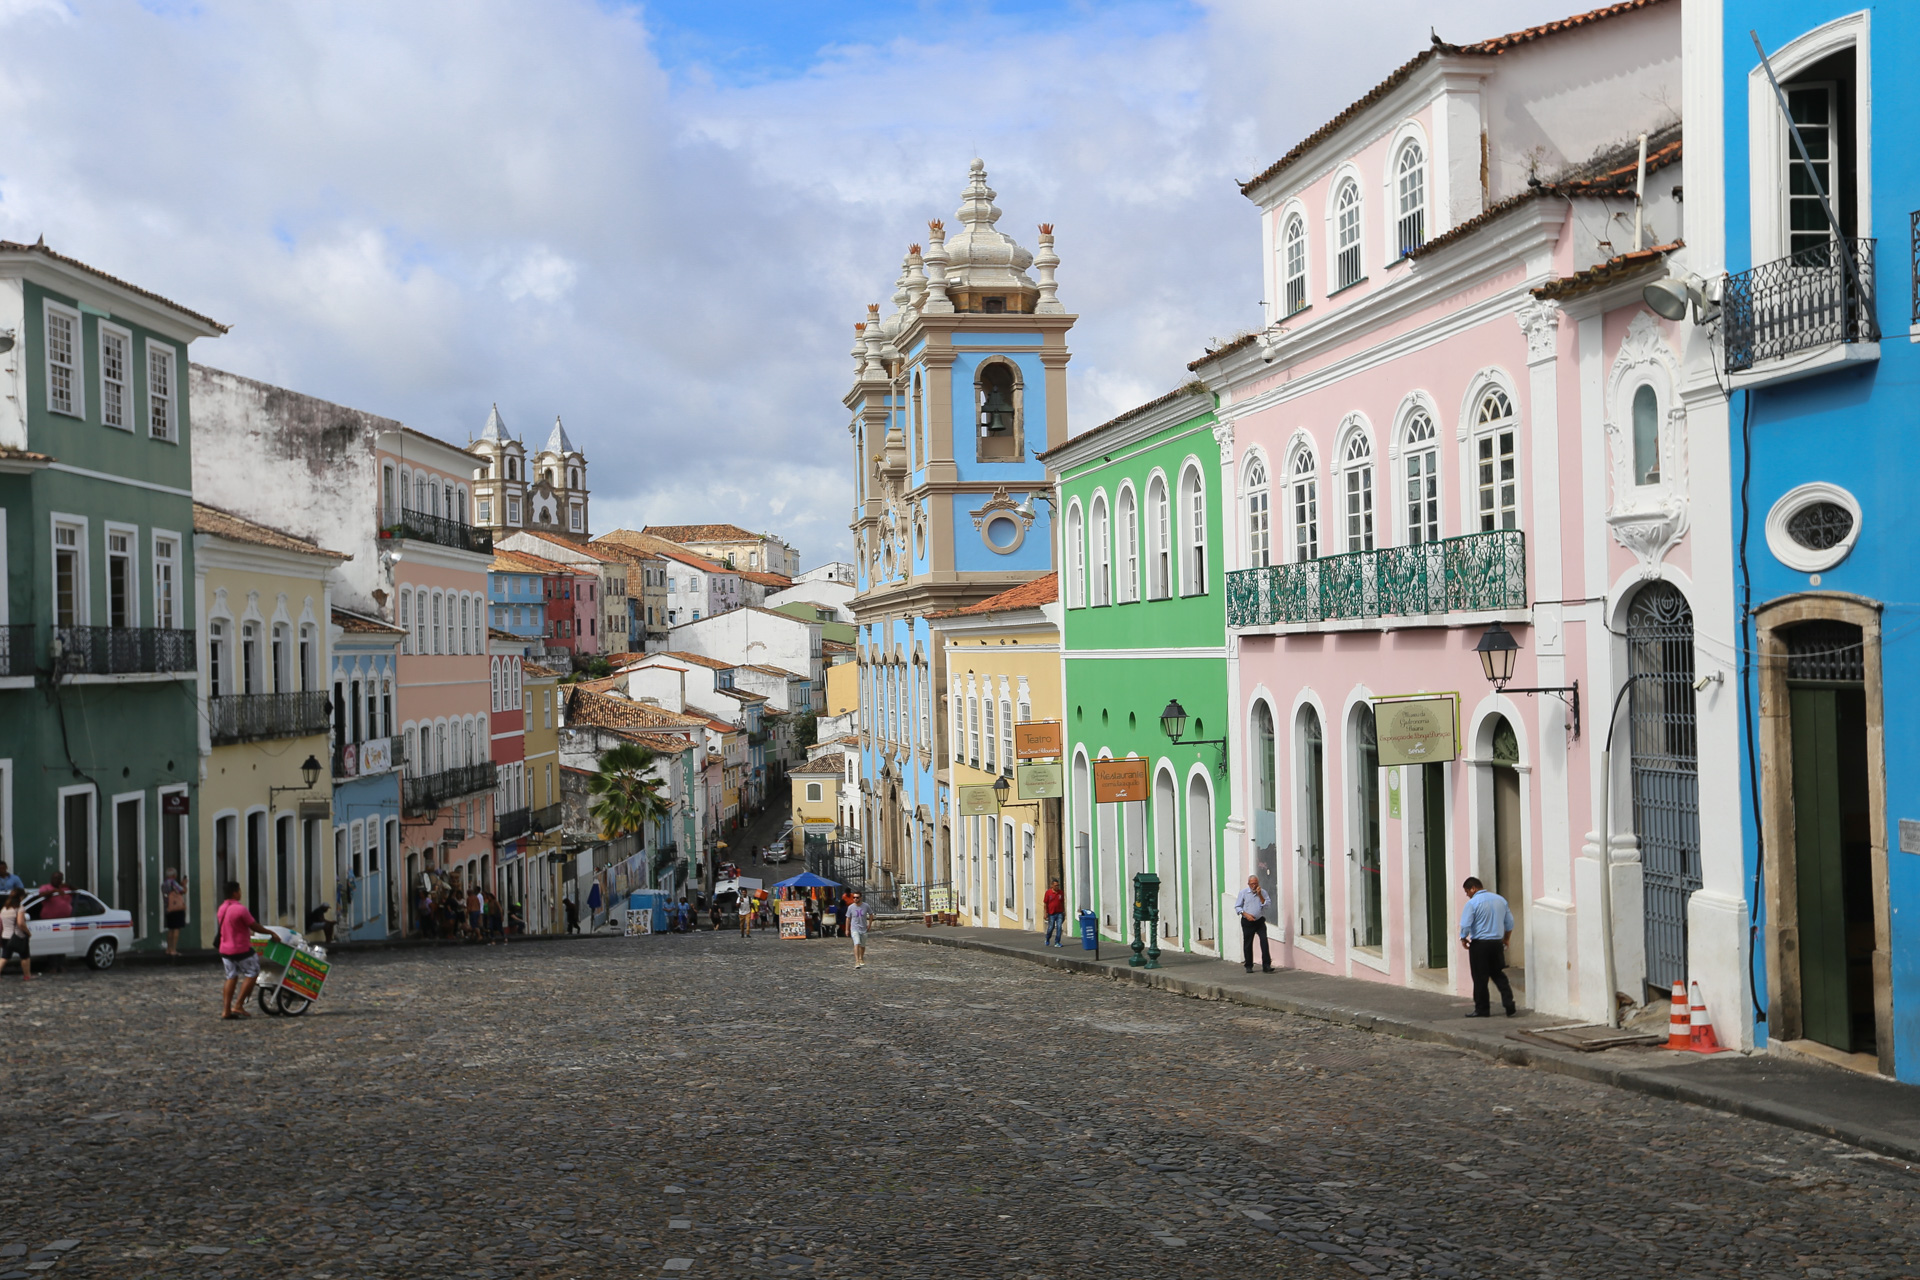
left=1043, top=385, right=1229, bottom=951
left=0, top=240, right=224, bottom=952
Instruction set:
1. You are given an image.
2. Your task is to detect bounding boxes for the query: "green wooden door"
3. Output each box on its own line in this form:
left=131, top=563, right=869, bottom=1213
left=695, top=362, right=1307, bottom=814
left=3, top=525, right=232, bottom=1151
left=1791, top=687, right=1852, bottom=1051
left=1424, top=763, right=1449, bottom=970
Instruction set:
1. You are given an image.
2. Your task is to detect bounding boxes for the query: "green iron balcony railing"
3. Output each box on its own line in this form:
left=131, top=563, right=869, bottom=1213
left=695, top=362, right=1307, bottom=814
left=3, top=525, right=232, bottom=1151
left=1227, top=529, right=1526, bottom=628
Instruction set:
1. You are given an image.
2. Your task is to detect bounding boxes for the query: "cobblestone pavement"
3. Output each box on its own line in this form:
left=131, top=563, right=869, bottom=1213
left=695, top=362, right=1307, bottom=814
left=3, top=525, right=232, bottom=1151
left=8, top=931, right=1919, bottom=1279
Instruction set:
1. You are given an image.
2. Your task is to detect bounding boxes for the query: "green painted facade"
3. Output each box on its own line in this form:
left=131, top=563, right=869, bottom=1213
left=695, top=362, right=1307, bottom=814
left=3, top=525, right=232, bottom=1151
left=1049, top=389, right=1230, bottom=950
left=0, top=253, right=221, bottom=952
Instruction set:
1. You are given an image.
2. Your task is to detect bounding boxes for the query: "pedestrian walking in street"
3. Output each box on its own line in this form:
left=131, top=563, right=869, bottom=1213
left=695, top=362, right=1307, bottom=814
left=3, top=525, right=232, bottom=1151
left=0, top=862, right=23, bottom=898
left=1043, top=879, right=1065, bottom=946
left=466, top=887, right=484, bottom=941
left=1459, top=877, right=1517, bottom=1017
left=215, top=881, right=261, bottom=1019
left=564, top=894, right=580, bottom=935
left=162, top=868, right=189, bottom=956
left=738, top=894, right=753, bottom=939
left=0, top=888, right=34, bottom=981
left=846, top=892, right=870, bottom=969
left=1234, top=875, right=1274, bottom=973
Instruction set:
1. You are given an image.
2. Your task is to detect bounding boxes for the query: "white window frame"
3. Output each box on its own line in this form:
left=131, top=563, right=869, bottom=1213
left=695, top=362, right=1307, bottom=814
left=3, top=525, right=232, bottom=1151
left=1146, top=474, right=1171, bottom=600
left=146, top=339, right=179, bottom=442
left=1400, top=409, right=1441, bottom=546
left=44, top=301, right=83, bottom=418
left=806, top=782, right=823, bottom=802
left=103, top=520, right=141, bottom=629
left=1115, top=483, right=1139, bottom=602
left=1393, top=139, right=1427, bottom=258
left=51, top=512, right=89, bottom=628
left=1064, top=500, right=1086, bottom=609
left=98, top=321, right=133, bottom=431
left=1473, top=388, right=1520, bottom=532
left=56, top=782, right=97, bottom=892
left=151, top=530, right=182, bottom=630
left=1746, top=12, right=1872, bottom=265
left=1089, top=493, right=1111, bottom=607
left=1331, top=177, right=1363, bottom=291
left=1289, top=445, right=1319, bottom=563
left=1243, top=455, right=1271, bottom=569
left=1178, top=463, right=1208, bottom=597
left=1339, top=425, right=1375, bottom=553
left=1280, top=209, right=1308, bottom=316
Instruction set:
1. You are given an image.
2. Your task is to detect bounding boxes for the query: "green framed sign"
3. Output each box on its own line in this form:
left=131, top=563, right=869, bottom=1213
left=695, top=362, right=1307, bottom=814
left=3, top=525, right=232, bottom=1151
left=1017, top=762, right=1063, bottom=799
left=956, top=785, right=1001, bottom=816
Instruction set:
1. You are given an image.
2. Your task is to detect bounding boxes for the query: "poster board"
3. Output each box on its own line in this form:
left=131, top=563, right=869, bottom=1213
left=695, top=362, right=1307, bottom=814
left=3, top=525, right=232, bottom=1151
left=281, top=950, right=331, bottom=1002
left=779, top=899, right=808, bottom=939
left=625, top=908, right=654, bottom=937
left=1017, top=762, right=1063, bottom=799
left=956, top=785, right=1001, bottom=816
left=1093, top=758, right=1149, bottom=804
left=1374, top=697, right=1458, bottom=766
left=1015, top=721, right=1063, bottom=760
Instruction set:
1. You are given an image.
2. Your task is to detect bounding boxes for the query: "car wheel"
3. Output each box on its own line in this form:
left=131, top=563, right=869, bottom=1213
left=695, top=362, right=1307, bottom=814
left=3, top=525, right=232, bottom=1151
left=86, top=938, right=117, bottom=971
left=276, top=988, right=312, bottom=1017
left=257, top=984, right=284, bottom=1016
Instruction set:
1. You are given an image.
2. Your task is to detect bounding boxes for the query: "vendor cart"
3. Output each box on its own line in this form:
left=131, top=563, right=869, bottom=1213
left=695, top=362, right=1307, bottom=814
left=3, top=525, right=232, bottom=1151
left=251, top=925, right=332, bottom=1017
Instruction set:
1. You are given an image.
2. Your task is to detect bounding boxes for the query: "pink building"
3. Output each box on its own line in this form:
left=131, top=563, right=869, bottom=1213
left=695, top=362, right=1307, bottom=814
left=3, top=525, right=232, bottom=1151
left=1192, top=0, right=1720, bottom=1025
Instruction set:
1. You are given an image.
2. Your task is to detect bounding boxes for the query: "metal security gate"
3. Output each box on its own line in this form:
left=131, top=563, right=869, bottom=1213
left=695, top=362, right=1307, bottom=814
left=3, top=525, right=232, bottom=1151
left=1627, top=583, right=1701, bottom=994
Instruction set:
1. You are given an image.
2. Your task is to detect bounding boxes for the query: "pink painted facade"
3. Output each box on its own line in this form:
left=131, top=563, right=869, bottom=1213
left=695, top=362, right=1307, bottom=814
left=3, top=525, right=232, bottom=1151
left=1194, top=0, right=1708, bottom=1023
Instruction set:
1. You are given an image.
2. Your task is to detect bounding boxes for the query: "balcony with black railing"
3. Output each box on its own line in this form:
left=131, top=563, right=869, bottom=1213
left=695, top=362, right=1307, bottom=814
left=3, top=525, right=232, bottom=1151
left=403, top=761, right=498, bottom=815
left=54, top=626, right=195, bottom=676
left=383, top=507, right=493, bottom=555
left=495, top=807, right=532, bottom=842
left=532, top=802, right=564, bottom=833
left=0, top=624, right=33, bottom=678
left=1227, top=529, right=1527, bottom=629
left=1723, top=238, right=1878, bottom=374
left=210, top=689, right=331, bottom=744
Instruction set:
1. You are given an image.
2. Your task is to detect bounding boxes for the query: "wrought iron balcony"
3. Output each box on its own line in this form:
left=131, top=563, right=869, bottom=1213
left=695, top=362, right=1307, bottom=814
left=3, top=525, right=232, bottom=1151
left=210, top=690, right=331, bottom=744
left=1723, top=238, right=1878, bottom=373
left=402, top=761, right=499, bottom=816
left=384, top=507, right=493, bottom=555
left=53, top=626, right=195, bottom=676
left=1227, top=530, right=1527, bottom=629
left=532, top=802, right=564, bottom=833
left=495, top=807, right=532, bottom=842
left=0, top=624, right=33, bottom=678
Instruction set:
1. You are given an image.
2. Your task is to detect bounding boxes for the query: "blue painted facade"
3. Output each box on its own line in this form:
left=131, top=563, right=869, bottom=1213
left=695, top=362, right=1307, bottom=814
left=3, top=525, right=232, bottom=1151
left=1720, top=1, right=1919, bottom=1078
left=488, top=566, right=548, bottom=644
left=330, top=631, right=402, bottom=941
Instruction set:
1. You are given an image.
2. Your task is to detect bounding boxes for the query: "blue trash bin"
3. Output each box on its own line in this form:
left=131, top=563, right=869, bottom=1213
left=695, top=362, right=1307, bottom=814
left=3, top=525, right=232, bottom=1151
left=1078, top=910, right=1099, bottom=951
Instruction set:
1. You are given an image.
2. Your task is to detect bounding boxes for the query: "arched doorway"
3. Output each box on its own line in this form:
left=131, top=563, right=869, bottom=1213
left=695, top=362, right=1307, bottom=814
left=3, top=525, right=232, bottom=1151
left=1351, top=705, right=1383, bottom=950
left=1155, top=768, right=1181, bottom=947
left=1187, top=775, right=1216, bottom=951
left=1487, top=714, right=1523, bottom=970
left=1297, top=706, right=1328, bottom=942
left=1626, top=581, right=1700, bottom=996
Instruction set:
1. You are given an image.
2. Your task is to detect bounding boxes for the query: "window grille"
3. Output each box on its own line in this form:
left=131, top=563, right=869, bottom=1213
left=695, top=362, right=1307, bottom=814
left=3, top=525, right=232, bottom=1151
left=1335, top=182, right=1362, bottom=289
left=1396, top=143, right=1426, bottom=257
left=46, top=308, right=77, bottom=416
left=101, top=330, right=128, bottom=429
left=148, top=345, right=175, bottom=440
left=1283, top=217, right=1307, bottom=315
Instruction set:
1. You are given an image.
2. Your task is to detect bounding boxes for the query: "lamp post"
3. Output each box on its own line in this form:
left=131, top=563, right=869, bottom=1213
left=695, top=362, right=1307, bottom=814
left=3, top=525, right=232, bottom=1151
left=269, top=754, right=325, bottom=806
left=1159, top=698, right=1228, bottom=768
left=1473, top=622, right=1580, bottom=737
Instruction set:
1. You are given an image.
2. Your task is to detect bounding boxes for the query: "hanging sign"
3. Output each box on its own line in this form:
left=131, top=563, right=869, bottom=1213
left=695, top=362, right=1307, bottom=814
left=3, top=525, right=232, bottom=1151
left=1017, top=762, right=1063, bottom=800
left=1386, top=767, right=1402, bottom=819
left=1374, top=697, right=1458, bottom=766
left=1015, top=721, right=1064, bottom=760
left=162, top=792, right=190, bottom=816
left=359, top=736, right=392, bottom=774
left=779, top=899, right=808, bottom=939
left=1093, top=758, right=1149, bottom=804
left=957, top=785, right=1001, bottom=816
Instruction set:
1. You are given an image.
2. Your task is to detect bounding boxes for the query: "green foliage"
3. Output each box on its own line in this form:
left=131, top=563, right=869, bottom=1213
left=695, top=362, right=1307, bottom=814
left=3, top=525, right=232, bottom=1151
left=587, top=741, right=669, bottom=843
left=795, top=712, right=819, bottom=748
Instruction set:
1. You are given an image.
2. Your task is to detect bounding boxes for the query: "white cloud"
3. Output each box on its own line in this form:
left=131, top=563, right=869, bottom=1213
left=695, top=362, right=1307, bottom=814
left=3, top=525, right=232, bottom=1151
left=0, top=0, right=1589, bottom=565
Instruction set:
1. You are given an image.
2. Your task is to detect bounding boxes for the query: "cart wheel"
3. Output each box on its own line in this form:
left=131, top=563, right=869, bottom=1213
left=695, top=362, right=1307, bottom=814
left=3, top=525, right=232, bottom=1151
left=276, top=988, right=312, bottom=1017
left=257, top=984, right=284, bottom=1016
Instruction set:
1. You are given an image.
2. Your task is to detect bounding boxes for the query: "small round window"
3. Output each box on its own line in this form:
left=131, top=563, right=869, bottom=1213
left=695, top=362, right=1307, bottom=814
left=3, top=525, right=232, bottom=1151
left=986, top=516, right=1019, bottom=549
left=1765, top=483, right=1861, bottom=573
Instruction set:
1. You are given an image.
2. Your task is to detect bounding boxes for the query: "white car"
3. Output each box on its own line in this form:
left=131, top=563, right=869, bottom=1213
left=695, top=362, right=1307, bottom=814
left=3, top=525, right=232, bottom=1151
left=23, top=890, right=134, bottom=969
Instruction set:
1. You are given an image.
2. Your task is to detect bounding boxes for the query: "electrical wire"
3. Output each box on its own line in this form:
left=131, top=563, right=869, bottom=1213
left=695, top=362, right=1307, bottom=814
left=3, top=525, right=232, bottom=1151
left=1737, top=388, right=1767, bottom=1025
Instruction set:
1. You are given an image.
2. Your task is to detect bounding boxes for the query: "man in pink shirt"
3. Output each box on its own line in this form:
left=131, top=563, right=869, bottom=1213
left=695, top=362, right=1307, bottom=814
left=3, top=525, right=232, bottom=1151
left=215, top=880, right=261, bottom=1019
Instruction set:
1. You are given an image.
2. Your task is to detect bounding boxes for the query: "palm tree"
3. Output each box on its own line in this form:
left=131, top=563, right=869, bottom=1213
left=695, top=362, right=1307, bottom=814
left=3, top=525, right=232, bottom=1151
left=587, top=741, right=669, bottom=848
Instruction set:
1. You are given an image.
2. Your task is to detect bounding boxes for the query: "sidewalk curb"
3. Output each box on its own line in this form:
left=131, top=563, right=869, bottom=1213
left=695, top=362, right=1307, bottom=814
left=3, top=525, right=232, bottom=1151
left=121, top=930, right=623, bottom=967
left=881, top=929, right=1920, bottom=1165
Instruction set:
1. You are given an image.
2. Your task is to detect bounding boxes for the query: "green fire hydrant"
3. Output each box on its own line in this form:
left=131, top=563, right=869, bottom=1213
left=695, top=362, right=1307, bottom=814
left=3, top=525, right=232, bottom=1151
left=1130, top=872, right=1161, bottom=970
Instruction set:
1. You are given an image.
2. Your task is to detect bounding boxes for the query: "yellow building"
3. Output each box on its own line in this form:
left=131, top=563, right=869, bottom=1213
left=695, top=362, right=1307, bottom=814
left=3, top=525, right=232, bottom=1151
left=518, top=662, right=565, bottom=932
left=192, top=504, right=346, bottom=942
left=789, top=751, right=845, bottom=861
left=824, top=660, right=858, bottom=718
left=930, top=574, right=1063, bottom=932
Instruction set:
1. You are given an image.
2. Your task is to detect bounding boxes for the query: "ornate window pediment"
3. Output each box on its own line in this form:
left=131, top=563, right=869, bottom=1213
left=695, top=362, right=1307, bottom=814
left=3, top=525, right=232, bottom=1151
left=1604, top=312, right=1689, bottom=573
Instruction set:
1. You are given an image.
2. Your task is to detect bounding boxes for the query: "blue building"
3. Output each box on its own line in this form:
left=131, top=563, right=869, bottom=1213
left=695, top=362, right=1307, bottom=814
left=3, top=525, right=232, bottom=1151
left=329, top=607, right=404, bottom=940
left=1693, top=0, right=1915, bottom=1078
left=488, top=552, right=549, bottom=645
left=845, top=160, right=1072, bottom=902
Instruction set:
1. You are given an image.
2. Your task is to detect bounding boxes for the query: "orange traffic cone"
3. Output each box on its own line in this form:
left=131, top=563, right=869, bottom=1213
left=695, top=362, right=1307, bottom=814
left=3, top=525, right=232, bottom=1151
left=1665, top=981, right=1691, bottom=1050
left=1687, top=980, right=1726, bottom=1054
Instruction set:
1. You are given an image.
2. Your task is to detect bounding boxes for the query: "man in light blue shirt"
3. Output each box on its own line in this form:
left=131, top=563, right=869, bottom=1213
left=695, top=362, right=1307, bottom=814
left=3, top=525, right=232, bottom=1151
left=1233, top=875, right=1273, bottom=973
left=1458, top=877, right=1516, bottom=1018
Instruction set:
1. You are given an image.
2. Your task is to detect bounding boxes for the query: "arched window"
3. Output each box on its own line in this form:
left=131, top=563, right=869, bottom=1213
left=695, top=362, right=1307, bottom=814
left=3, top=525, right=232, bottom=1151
left=491, top=657, right=501, bottom=711
left=1090, top=495, right=1111, bottom=607
left=399, top=590, right=412, bottom=655
left=975, top=360, right=1021, bottom=461
left=1116, top=486, right=1139, bottom=602
left=1475, top=389, right=1519, bottom=531
left=1282, top=215, right=1307, bottom=316
left=1000, top=689, right=1013, bottom=771
left=911, top=372, right=924, bottom=466
left=1341, top=431, right=1374, bottom=552
left=1631, top=384, right=1661, bottom=485
left=1396, top=140, right=1426, bottom=257
left=1245, top=457, right=1271, bottom=569
left=1290, top=447, right=1319, bottom=562
left=1179, top=467, right=1207, bottom=595
left=431, top=592, right=443, bottom=655
left=1297, top=705, right=1327, bottom=938
left=1334, top=179, right=1362, bottom=290
left=1147, top=477, right=1171, bottom=600
left=1403, top=411, right=1440, bottom=544
left=1065, top=502, right=1086, bottom=608
left=984, top=693, right=997, bottom=772
left=968, top=685, right=982, bottom=765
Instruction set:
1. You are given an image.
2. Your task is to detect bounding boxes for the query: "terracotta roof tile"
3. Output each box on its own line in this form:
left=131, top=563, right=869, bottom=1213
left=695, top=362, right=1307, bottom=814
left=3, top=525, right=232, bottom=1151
left=492, top=548, right=573, bottom=575
left=743, top=663, right=808, bottom=679
left=0, top=238, right=228, bottom=333
left=936, top=573, right=1058, bottom=617
left=511, top=533, right=624, bottom=564
left=194, top=501, right=348, bottom=559
left=566, top=687, right=708, bottom=733
left=593, top=531, right=730, bottom=573
left=789, top=754, right=846, bottom=775
left=523, top=662, right=560, bottom=679
left=332, top=607, right=405, bottom=635
left=741, top=570, right=795, bottom=588
left=1238, top=0, right=1672, bottom=197
left=640, top=523, right=770, bottom=545
left=1531, top=241, right=1683, bottom=301
left=654, top=651, right=735, bottom=671
left=0, top=446, right=54, bottom=465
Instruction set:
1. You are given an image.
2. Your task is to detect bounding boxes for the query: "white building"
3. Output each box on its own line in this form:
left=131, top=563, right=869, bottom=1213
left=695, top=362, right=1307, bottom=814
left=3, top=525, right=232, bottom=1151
left=663, top=607, right=824, bottom=711
left=596, top=530, right=740, bottom=625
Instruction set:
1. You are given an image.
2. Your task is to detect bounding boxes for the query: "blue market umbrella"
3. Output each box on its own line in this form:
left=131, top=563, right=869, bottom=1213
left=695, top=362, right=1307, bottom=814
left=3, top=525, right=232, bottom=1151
left=773, top=872, right=841, bottom=889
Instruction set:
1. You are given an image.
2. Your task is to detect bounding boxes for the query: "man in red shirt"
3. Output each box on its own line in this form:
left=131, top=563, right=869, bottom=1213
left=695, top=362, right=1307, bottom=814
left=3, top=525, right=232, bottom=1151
left=34, top=871, right=73, bottom=920
left=1043, top=879, right=1066, bottom=947
left=215, top=880, right=261, bottom=1019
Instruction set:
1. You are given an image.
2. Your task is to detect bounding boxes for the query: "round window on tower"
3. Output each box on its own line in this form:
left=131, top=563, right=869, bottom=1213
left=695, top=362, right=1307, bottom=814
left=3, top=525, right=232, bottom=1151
left=1765, top=482, right=1861, bottom=573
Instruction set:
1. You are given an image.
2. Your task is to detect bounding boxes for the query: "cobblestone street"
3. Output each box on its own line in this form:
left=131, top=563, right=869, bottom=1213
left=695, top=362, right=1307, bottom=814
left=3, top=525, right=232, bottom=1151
left=9, top=931, right=1919, bottom=1279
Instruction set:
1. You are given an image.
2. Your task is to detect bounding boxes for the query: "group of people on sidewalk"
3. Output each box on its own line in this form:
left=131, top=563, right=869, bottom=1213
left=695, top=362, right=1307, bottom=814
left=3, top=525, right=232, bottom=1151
left=416, top=882, right=521, bottom=944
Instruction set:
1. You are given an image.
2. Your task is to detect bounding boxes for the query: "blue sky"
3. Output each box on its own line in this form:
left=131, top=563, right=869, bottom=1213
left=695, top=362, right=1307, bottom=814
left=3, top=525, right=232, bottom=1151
left=0, top=0, right=1583, bottom=566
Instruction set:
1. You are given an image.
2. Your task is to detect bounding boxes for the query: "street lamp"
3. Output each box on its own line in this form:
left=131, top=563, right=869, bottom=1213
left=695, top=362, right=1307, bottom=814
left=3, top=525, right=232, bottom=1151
left=1159, top=697, right=1227, bottom=769
left=992, top=774, right=1011, bottom=807
left=1473, top=622, right=1580, bottom=738
left=270, top=754, right=326, bottom=806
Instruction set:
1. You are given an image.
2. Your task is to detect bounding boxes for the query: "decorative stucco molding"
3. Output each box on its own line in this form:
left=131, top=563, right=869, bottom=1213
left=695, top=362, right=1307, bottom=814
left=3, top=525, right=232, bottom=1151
left=1210, top=420, right=1235, bottom=464
left=1603, top=312, right=1689, bottom=575
left=1516, top=298, right=1562, bottom=366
